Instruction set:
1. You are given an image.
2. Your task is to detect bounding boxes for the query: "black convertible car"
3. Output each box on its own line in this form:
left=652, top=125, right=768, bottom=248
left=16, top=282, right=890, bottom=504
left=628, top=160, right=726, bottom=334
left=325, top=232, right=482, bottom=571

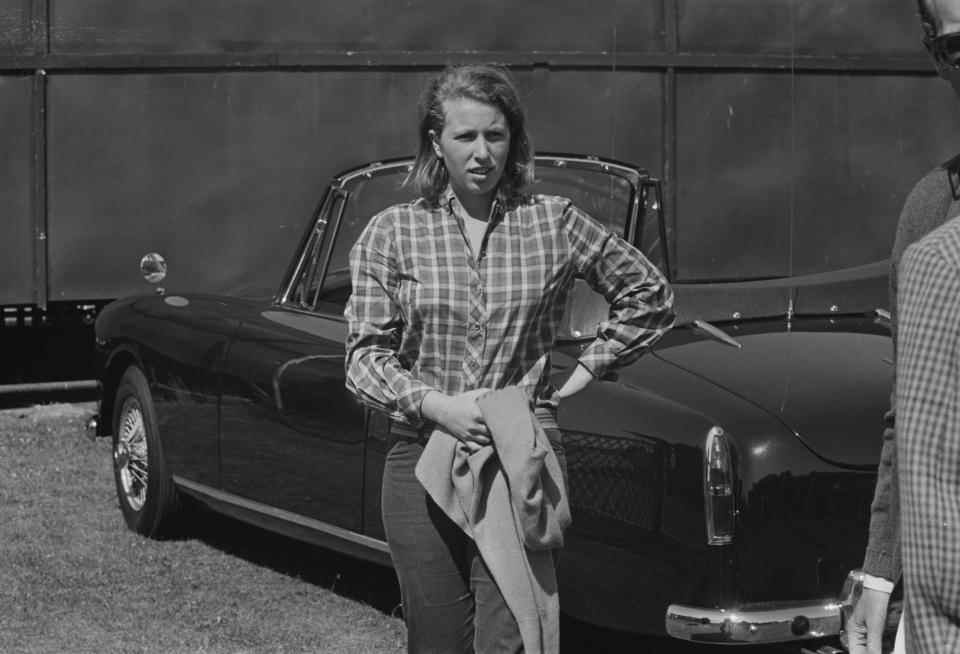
left=91, top=154, right=892, bottom=647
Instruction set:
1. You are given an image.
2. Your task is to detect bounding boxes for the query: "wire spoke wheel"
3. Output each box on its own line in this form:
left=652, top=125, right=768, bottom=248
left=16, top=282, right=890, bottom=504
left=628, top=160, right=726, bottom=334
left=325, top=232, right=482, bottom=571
left=111, top=365, right=182, bottom=537
left=115, top=396, right=149, bottom=511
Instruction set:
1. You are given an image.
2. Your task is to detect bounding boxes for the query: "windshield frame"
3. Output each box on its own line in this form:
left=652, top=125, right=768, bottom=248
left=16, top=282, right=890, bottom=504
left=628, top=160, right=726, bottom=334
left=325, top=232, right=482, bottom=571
left=276, top=153, right=665, bottom=312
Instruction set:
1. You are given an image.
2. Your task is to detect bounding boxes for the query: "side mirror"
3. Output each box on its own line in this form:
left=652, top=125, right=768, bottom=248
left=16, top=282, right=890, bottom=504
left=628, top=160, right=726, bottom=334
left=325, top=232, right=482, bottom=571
left=140, top=253, right=167, bottom=284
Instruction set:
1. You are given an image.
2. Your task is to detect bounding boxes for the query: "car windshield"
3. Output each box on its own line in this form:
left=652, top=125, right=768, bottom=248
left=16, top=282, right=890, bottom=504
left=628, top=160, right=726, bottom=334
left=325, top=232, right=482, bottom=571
left=287, top=157, right=663, bottom=341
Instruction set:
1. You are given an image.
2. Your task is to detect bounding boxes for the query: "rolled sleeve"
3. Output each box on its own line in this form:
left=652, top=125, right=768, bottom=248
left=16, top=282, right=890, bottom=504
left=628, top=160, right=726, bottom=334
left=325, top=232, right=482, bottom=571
left=565, top=203, right=675, bottom=378
left=344, top=214, right=435, bottom=425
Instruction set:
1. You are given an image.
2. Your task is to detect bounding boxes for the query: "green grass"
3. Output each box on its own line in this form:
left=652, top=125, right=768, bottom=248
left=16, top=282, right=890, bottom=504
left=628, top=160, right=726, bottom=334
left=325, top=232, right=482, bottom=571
left=0, top=403, right=405, bottom=654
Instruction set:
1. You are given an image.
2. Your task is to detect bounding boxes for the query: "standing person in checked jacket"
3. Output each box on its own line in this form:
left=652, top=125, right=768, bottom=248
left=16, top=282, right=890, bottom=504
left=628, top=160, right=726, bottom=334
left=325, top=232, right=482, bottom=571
left=845, top=1, right=960, bottom=652
left=898, top=211, right=960, bottom=652
left=896, top=7, right=960, bottom=652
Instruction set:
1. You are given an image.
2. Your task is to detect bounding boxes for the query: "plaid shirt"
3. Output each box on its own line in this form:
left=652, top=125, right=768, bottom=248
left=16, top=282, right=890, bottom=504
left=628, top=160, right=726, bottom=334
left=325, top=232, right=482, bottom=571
left=344, top=189, right=674, bottom=426
left=898, top=216, right=960, bottom=652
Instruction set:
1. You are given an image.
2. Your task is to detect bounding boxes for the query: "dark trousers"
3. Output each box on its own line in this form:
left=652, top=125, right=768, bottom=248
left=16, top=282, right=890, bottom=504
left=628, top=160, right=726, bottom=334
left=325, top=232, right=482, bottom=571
left=381, top=430, right=566, bottom=654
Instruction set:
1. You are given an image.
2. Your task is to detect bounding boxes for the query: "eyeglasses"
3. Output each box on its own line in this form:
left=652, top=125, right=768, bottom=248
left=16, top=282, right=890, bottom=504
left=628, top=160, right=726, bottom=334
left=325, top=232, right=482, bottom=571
left=924, top=32, right=960, bottom=73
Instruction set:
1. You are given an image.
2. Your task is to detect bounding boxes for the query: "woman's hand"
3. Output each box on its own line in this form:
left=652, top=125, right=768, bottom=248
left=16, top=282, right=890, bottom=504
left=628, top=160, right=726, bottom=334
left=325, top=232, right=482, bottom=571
left=557, top=363, right=594, bottom=399
left=421, top=389, right=491, bottom=453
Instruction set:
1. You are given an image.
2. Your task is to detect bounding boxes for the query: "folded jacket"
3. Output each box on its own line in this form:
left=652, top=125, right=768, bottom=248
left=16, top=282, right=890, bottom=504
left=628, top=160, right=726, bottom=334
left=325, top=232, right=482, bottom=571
left=415, top=386, right=571, bottom=654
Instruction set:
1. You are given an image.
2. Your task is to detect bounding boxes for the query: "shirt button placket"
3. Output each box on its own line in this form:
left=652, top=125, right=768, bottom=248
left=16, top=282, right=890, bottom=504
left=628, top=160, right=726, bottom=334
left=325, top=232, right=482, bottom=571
left=463, top=269, right=485, bottom=386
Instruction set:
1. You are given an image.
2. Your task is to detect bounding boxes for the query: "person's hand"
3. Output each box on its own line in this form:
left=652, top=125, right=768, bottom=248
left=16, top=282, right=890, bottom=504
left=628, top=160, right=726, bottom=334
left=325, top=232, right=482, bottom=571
left=845, top=586, right=891, bottom=654
left=557, top=363, right=594, bottom=399
left=421, top=389, right=491, bottom=453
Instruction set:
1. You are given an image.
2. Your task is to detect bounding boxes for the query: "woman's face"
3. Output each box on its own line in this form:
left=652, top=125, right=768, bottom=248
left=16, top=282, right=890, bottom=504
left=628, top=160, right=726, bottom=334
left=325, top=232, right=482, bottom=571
left=431, top=97, right=511, bottom=207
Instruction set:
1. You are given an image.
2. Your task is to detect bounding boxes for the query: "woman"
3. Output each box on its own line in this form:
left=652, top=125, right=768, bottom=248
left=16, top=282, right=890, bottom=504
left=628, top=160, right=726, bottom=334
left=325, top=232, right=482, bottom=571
left=344, top=64, right=674, bottom=653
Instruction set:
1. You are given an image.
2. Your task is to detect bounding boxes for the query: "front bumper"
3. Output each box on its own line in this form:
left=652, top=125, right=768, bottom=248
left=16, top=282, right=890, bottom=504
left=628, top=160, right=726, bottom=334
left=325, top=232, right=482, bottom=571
left=665, top=570, right=863, bottom=645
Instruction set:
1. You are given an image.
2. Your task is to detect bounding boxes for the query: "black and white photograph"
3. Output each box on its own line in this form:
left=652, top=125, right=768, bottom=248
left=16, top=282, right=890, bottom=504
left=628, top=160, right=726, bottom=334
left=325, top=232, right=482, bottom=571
left=4, top=2, right=960, bottom=653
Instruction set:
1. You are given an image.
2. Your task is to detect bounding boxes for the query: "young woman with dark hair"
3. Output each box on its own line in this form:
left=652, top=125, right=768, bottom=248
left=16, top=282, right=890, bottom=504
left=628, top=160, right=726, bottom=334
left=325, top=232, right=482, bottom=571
left=345, top=64, right=674, bottom=653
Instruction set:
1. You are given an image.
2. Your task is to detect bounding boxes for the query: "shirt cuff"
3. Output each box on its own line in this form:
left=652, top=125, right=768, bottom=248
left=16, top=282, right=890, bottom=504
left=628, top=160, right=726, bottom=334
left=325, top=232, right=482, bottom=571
left=396, top=383, right=436, bottom=427
left=861, top=573, right=895, bottom=594
left=863, top=546, right=902, bottom=583
left=577, top=339, right=620, bottom=380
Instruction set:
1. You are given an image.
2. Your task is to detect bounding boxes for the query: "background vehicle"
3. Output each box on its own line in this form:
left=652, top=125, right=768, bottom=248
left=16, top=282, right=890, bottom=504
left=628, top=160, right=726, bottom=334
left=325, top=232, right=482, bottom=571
left=0, top=0, right=954, bottom=387
left=93, top=154, right=891, bottom=647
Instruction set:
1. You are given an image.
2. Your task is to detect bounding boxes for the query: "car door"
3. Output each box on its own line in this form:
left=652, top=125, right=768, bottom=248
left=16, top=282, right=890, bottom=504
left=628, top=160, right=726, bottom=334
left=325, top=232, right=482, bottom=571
left=217, top=169, right=419, bottom=533
left=217, top=303, right=366, bottom=530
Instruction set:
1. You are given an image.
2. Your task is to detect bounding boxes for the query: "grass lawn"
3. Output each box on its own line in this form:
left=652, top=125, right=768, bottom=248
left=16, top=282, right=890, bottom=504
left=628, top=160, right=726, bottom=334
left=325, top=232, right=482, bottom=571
left=0, top=402, right=405, bottom=654
left=0, top=401, right=767, bottom=654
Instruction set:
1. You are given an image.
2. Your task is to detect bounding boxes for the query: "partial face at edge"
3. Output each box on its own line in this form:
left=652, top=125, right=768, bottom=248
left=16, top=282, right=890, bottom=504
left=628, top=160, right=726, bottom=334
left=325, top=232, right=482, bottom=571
left=431, top=97, right=511, bottom=208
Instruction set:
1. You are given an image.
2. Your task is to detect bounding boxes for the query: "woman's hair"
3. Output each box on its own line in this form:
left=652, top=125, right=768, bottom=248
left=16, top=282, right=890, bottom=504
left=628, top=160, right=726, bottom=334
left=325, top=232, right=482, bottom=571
left=405, top=64, right=535, bottom=208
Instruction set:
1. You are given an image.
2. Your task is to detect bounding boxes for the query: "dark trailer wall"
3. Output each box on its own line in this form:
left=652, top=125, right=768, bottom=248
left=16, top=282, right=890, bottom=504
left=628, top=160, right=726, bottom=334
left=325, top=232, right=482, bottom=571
left=1, top=0, right=959, bottom=382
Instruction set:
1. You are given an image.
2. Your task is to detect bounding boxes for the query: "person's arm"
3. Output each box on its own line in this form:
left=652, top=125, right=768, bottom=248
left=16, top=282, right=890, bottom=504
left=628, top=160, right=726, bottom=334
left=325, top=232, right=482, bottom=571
left=846, top=286, right=901, bottom=654
left=896, top=240, right=960, bottom=653
left=846, top=351, right=900, bottom=654
left=846, top=173, right=953, bottom=653
left=556, top=362, right=595, bottom=399
left=560, top=203, right=675, bottom=395
left=863, top=168, right=953, bottom=583
left=344, top=214, right=493, bottom=446
left=344, top=214, right=435, bottom=425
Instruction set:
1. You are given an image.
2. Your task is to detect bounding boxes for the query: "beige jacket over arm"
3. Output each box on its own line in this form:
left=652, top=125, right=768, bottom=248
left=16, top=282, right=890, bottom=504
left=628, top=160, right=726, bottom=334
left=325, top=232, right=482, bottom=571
left=414, top=386, right=571, bottom=654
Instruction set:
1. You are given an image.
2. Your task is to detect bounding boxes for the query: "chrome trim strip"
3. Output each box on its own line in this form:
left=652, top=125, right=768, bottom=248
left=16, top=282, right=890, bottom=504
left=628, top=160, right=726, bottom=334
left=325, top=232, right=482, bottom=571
left=276, top=189, right=335, bottom=306
left=666, top=598, right=844, bottom=644
left=172, top=475, right=390, bottom=554
left=692, top=320, right=742, bottom=350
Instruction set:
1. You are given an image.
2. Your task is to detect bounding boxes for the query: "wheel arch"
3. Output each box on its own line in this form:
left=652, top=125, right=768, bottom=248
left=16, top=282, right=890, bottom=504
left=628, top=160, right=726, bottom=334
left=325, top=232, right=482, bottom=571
left=100, top=346, right=146, bottom=437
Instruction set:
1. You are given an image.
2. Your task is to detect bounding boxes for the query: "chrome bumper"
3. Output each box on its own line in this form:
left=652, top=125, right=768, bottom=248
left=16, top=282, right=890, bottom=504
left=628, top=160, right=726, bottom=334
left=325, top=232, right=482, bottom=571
left=665, top=570, right=863, bottom=645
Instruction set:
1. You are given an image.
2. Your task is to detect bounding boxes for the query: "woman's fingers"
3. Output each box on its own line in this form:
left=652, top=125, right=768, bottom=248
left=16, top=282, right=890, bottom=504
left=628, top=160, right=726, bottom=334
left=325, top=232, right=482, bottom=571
left=468, top=421, right=491, bottom=443
left=462, top=440, right=483, bottom=454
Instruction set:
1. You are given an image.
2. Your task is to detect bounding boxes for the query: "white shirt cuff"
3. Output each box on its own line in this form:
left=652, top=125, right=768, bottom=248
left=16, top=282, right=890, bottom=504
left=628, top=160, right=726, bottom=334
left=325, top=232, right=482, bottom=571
left=862, top=573, right=895, bottom=594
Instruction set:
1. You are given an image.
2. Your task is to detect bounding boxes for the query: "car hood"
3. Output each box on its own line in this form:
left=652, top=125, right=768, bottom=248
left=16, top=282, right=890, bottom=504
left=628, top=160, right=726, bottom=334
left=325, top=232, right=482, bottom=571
left=652, top=314, right=892, bottom=468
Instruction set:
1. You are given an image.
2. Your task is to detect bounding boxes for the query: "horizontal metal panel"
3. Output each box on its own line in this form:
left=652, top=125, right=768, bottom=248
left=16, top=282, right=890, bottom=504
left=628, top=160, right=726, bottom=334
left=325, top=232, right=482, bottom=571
left=678, top=0, right=921, bottom=57
left=0, top=51, right=935, bottom=74
left=0, top=75, right=34, bottom=304
left=50, top=0, right=663, bottom=55
left=0, top=1, right=32, bottom=56
left=675, top=71, right=960, bottom=282
left=46, top=71, right=428, bottom=301
left=789, top=74, right=960, bottom=275
left=526, top=70, right=662, bottom=174
left=45, top=69, right=661, bottom=301
left=676, top=72, right=793, bottom=280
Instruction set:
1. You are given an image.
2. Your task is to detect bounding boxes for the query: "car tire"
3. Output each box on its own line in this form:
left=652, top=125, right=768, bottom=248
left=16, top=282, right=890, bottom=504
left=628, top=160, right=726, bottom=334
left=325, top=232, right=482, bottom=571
left=112, top=365, right=182, bottom=537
